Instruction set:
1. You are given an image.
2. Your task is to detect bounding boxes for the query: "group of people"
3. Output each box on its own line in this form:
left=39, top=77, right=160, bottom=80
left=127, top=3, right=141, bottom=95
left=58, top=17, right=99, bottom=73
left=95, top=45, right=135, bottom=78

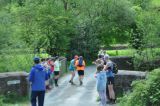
left=28, top=53, right=116, bottom=106
left=94, top=54, right=116, bottom=106
left=29, top=55, right=86, bottom=106
left=29, top=56, right=63, bottom=106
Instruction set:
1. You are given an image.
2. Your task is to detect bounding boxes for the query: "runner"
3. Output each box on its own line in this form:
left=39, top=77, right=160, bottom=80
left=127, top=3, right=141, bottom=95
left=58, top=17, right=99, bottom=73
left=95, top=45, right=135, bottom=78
left=54, top=56, right=61, bottom=87
left=69, top=55, right=79, bottom=85
left=29, top=57, right=49, bottom=106
left=75, top=56, right=86, bottom=86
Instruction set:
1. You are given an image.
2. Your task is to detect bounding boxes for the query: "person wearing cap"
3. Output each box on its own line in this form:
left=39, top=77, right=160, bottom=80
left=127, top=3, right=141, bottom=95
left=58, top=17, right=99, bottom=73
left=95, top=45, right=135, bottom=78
left=29, top=57, right=49, bottom=106
left=69, top=55, right=79, bottom=85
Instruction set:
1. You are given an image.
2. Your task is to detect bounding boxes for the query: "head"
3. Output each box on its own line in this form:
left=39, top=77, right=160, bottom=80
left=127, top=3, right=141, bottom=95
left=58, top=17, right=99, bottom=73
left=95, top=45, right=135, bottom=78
left=97, top=64, right=104, bottom=73
left=106, top=62, right=112, bottom=70
left=34, top=57, right=40, bottom=64
left=98, top=55, right=103, bottom=59
left=74, top=55, right=79, bottom=60
left=41, top=58, right=46, bottom=62
left=104, top=54, right=109, bottom=61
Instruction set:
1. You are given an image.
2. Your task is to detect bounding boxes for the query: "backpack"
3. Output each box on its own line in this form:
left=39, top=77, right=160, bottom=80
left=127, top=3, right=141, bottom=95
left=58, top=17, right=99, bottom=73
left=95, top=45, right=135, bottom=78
left=112, top=62, right=118, bottom=74
left=78, top=59, right=83, bottom=67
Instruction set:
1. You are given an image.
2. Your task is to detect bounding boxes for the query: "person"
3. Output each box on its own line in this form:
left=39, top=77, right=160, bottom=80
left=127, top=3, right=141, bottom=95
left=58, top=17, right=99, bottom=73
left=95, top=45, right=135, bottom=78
left=54, top=56, right=61, bottom=87
left=98, top=49, right=106, bottom=57
left=104, top=62, right=116, bottom=104
left=47, top=58, right=55, bottom=88
left=96, top=64, right=107, bottom=106
left=69, top=55, right=79, bottom=85
left=41, top=58, right=51, bottom=91
left=29, top=57, right=49, bottom=106
left=75, top=56, right=86, bottom=86
left=93, top=55, right=104, bottom=66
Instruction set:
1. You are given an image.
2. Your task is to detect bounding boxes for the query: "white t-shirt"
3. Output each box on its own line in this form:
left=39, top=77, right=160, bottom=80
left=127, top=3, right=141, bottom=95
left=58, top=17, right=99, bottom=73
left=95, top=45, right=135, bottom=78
left=54, top=60, right=61, bottom=71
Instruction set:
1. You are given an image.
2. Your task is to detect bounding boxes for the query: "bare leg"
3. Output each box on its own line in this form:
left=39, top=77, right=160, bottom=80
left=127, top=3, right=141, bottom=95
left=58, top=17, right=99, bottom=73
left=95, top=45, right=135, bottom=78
left=71, top=71, right=75, bottom=82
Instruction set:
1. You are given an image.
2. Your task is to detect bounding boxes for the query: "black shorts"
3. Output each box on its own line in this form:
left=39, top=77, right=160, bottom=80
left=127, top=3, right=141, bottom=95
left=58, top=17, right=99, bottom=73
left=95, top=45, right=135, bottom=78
left=107, top=77, right=114, bottom=85
left=54, top=71, right=60, bottom=76
left=78, top=70, right=84, bottom=76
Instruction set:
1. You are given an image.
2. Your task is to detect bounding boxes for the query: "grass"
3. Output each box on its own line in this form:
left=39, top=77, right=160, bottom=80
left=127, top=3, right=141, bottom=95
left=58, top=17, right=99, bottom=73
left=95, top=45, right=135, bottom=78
left=0, top=51, right=50, bottom=73
left=0, top=94, right=29, bottom=106
left=107, top=48, right=160, bottom=57
left=0, top=53, right=34, bottom=73
left=152, top=0, right=160, bottom=7
left=107, top=49, right=135, bottom=56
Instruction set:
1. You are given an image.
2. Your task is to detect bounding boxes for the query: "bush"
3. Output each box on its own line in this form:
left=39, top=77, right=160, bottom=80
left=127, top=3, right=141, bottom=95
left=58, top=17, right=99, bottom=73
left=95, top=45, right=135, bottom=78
left=133, top=48, right=160, bottom=71
left=0, top=93, right=29, bottom=106
left=119, top=68, right=160, bottom=106
left=0, top=53, right=34, bottom=72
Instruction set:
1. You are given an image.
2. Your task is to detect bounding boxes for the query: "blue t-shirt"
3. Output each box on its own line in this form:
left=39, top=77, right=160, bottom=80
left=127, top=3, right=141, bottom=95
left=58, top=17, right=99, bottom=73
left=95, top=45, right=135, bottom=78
left=69, top=59, right=76, bottom=71
left=106, top=69, right=114, bottom=78
left=96, top=71, right=107, bottom=91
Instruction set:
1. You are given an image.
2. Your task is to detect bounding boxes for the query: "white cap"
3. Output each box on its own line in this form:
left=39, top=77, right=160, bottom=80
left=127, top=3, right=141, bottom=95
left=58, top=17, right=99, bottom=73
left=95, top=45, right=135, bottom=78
left=104, top=54, right=109, bottom=60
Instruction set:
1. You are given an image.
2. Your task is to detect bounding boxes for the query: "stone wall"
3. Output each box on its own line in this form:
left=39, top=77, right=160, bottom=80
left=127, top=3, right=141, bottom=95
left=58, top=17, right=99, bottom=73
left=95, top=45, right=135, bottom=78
left=110, top=56, right=134, bottom=70
left=114, top=70, right=146, bottom=96
left=0, top=72, right=28, bottom=96
left=0, top=58, right=67, bottom=96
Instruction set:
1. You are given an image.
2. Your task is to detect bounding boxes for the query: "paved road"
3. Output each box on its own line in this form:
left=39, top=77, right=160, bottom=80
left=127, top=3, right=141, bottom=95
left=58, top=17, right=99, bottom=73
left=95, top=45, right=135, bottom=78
left=44, top=66, right=116, bottom=106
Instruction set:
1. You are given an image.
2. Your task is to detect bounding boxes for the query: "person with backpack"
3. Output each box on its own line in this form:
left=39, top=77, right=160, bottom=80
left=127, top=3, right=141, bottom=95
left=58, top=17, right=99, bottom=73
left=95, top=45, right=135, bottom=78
left=104, top=62, right=116, bottom=104
left=69, top=55, right=79, bottom=85
left=103, top=55, right=117, bottom=104
left=75, top=56, right=86, bottom=86
left=95, top=64, right=107, bottom=106
left=29, top=57, right=49, bottom=106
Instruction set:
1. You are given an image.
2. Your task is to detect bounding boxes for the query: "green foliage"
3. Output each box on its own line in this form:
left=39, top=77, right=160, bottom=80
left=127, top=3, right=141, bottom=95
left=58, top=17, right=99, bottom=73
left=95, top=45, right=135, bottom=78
left=107, top=49, right=135, bottom=56
left=0, top=0, right=160, bottom=71
left=0, top=52, right=34, bottom=72
left=119, top=68, right=160, bottom=106
left=0, top=93, right=29, bottom=106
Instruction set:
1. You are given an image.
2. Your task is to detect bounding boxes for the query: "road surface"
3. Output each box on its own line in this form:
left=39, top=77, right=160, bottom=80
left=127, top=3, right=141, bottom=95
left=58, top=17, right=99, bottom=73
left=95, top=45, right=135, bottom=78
left=44, top=66, right=116, bottom=106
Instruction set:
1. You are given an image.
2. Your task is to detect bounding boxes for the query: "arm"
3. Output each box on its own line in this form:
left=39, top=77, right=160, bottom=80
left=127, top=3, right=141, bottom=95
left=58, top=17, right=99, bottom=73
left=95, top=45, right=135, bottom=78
left=83, top=61, right=86, bottom=67
left=75, top=60, right=78, bottom=67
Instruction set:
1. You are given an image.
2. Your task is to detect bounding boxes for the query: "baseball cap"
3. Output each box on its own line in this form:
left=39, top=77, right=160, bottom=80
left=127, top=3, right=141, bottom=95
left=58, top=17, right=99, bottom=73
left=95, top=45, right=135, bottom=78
left=104, top=54, right=109, bottom=60
left=33, top=57, right=40, bottom=61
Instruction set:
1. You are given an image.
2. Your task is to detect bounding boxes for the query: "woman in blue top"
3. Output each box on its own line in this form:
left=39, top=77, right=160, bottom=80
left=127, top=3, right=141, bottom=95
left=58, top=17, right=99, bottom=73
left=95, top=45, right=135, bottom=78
left=105, top=62, right=116, bottom=104
left=69, top=55, right=79, bottom=85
